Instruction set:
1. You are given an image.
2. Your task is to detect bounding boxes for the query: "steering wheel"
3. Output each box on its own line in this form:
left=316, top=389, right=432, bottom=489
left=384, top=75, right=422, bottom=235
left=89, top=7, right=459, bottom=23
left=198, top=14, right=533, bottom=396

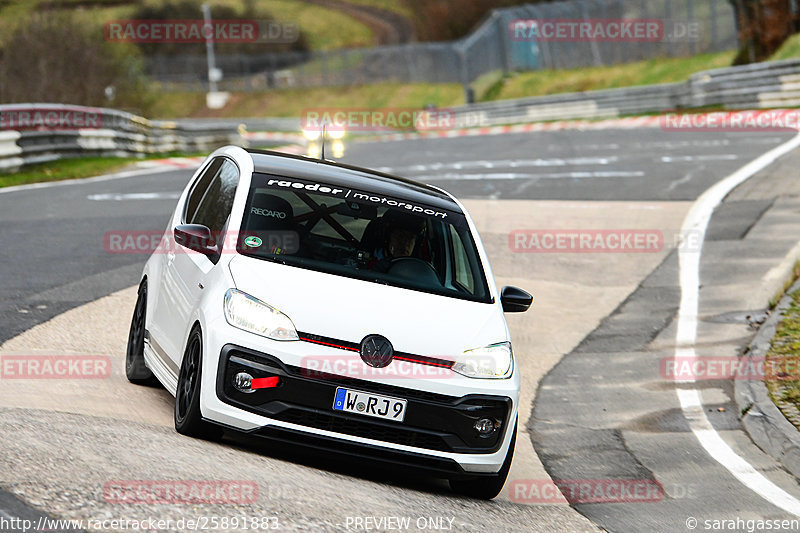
left=388, top=257, right=440, bottom=285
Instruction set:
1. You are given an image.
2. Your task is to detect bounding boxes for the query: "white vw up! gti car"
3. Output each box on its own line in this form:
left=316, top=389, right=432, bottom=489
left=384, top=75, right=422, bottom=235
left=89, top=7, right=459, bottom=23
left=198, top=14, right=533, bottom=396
left=126, top=146, right=532, bottom=499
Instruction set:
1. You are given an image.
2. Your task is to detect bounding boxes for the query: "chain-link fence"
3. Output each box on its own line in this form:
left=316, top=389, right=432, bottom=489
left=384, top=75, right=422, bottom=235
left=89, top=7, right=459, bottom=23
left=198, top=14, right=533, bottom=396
left=148, top=43, right=463, bottom=91
left=146, top=0, right=738, bottom=92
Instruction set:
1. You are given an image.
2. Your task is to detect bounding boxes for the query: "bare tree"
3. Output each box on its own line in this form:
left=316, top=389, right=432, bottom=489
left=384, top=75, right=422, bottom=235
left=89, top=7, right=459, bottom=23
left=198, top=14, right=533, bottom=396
left=731, top=0, right=797, bottom=64
left=0, top=12, right=152, bottom=112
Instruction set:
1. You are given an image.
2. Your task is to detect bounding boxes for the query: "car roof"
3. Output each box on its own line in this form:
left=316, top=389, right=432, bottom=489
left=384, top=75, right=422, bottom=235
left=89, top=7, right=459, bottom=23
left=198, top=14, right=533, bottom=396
left=246, top=149, right=462, bottom=214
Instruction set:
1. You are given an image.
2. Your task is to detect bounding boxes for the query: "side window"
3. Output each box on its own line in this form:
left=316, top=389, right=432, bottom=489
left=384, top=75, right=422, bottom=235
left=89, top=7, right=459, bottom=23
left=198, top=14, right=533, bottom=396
left=185, top=158, right=224, bottom=224
left=190, top=160, right=239, bottom=234
left=185, top=159, right=240, bottom=252
left=449, top=225, right=475, bottom=293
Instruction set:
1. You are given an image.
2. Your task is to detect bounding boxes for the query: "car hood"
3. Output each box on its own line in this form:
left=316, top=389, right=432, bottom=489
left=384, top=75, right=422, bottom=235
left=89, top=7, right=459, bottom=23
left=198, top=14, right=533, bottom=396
left=228, top=255, right=507, bottom=356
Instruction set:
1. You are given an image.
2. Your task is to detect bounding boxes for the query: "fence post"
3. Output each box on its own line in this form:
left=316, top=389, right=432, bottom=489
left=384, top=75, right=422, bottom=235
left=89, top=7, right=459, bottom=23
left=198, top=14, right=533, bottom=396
left=710, top=0, right=718, bottom=51
left=495, top=11, right=511, bottom=74
left=665, top=0, right=676, bottom=57
left=406, top=45, right=418, bottom=82
left=583, top=1, right=603, bottom=66
left=687, top=0, right=696, bottom=56
left=457, top=46, right=473, bottom=104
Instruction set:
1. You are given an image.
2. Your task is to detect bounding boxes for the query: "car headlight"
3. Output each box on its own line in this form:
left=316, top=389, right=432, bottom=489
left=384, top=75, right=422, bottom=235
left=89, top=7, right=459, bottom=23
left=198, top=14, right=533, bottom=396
left=303, top=129, right=321, bottom=141
left=223, top=289, right=299, bottom=341
left=452, top=342, right=513, bottom=379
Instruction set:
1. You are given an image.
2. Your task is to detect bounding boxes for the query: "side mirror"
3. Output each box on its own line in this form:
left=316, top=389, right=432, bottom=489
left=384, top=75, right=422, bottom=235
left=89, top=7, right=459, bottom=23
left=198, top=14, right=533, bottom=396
left=174, top=224, right=218, bottom=257
left=501, top=286, right=533, bottom=313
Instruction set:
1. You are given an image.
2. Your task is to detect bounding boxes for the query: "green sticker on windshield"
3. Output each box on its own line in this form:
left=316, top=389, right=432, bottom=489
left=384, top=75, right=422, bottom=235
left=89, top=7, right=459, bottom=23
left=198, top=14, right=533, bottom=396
left=244, top=236, right=262, bottom=248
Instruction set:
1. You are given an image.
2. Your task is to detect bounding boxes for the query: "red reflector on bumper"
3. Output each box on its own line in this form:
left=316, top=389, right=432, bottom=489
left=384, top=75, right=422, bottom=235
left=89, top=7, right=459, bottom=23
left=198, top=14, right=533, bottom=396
left=250, top=376, right=279, bottom=389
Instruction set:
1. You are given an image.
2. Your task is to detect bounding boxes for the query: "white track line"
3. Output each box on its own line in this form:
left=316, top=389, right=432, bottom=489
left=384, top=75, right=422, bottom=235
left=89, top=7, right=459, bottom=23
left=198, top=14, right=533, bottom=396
left=418, top=170, right=644, bottom=181
left=376, top=156, right=619, bottom=173
left=87, top=192, right=181, bottom=201
left=675, top=132, right=800, bottom=515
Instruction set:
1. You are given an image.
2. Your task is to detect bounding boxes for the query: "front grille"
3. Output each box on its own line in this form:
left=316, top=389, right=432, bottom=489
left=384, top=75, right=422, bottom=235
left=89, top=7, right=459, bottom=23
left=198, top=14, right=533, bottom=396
left=297, top=331, right=455, bottom=369
left=274, top=407, right=450, bottom=451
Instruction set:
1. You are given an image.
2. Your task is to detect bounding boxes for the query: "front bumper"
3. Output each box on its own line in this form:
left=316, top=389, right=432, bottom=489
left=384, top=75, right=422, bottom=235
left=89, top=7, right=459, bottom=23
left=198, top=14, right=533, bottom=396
left=197, top=319, right=519, bottom=474
left=217, top=344, right=511, bottom=454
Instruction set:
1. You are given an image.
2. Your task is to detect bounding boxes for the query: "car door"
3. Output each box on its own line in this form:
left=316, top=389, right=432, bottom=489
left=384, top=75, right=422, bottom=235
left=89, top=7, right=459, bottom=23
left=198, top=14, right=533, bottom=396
left=157, top=157, right=240, bottom=370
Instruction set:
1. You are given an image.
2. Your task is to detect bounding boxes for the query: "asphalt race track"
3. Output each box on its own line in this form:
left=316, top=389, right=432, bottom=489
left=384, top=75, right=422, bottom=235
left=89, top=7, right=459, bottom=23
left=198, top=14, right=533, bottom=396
left=2, top=126, right=800, bottom=532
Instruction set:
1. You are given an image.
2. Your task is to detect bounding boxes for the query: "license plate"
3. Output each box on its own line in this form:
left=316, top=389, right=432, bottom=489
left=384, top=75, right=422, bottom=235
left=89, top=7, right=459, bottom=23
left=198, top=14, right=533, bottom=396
left=332, top=387, right=407, bottom=422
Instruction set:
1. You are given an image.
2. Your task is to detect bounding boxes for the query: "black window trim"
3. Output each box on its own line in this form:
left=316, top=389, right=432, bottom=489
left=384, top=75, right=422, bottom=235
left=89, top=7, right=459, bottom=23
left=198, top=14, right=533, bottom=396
left=179, top=155, right=242, bottom=266
left=182, top=156, right=240, bottom=225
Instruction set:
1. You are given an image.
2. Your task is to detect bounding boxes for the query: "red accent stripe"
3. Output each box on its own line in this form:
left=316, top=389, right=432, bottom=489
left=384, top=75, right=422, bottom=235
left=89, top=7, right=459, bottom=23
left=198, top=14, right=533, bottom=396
left=250, top=376, right=280, bottom=389
left=394, top=355, right=453, bottom=368
left=299, top=336, right=359, bottom=352
left=299, top=335, right=454, bottom=369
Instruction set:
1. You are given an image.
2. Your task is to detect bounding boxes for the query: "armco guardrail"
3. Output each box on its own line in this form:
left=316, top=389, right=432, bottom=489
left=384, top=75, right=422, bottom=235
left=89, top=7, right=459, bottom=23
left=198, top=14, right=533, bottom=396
left=448, top=82, right=686, bottom=128
left=448, top=58, right=800, bottom=128
left=0, top=104, right=241, bottom=172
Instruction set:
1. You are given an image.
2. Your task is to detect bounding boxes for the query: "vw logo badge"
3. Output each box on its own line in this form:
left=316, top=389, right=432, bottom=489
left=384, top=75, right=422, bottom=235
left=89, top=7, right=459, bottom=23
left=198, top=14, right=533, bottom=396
left=360, top=334, right=394, bottom=368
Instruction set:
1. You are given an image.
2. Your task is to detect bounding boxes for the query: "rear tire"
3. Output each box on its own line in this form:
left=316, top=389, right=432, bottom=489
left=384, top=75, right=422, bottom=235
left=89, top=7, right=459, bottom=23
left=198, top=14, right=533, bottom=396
left=174, top=325, right=223, bottom=441
left=125, top=281, right=158, bottom=386
left=449, top=418, right=517, bottom=500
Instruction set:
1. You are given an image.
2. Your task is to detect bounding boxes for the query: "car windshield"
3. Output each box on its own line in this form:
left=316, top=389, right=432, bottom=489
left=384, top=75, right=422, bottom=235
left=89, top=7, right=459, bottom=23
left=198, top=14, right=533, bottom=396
left=237, top=172, right=491, bottom=303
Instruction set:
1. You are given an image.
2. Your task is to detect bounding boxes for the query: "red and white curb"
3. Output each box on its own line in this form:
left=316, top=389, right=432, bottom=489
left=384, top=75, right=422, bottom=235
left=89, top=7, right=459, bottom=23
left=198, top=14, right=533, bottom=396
left=363, top=116, right=662, bottom=143
left=359, top=109, right=800, bottom=143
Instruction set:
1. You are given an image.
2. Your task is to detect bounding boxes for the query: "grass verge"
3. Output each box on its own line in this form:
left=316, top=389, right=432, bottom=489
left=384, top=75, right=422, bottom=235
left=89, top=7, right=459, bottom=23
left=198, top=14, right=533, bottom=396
left=0, top=153, right=203, bottom=188
left=766, top=287, right=800, bottom=428
left=486, top=51, right=738, bottom=101
left=770, top=33, right=800, bottom=61
left=0, top=157, right=141, bottom=188
left=764, top=263, right=800, bottom=430
left=256, top=0, right=373, bottom=50
left=150, top=82, right=464, bottom=118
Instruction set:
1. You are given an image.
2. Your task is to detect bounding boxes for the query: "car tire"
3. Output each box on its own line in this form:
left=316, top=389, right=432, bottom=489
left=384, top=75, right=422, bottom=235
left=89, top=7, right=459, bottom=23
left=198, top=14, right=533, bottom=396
left=174, top=325, right=223, bottom=440
left=125, top=281, right=158, bottom=386
left=448, top=418, right=517, bottom=500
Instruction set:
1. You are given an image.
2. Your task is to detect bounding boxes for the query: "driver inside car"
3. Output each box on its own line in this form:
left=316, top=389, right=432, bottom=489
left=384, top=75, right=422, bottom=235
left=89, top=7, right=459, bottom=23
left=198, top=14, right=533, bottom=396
left=386, top=227, right=417, bottom=259
left=371, top=227, right=418, bottom=272
left=366, top=212, right=424, bottom=272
